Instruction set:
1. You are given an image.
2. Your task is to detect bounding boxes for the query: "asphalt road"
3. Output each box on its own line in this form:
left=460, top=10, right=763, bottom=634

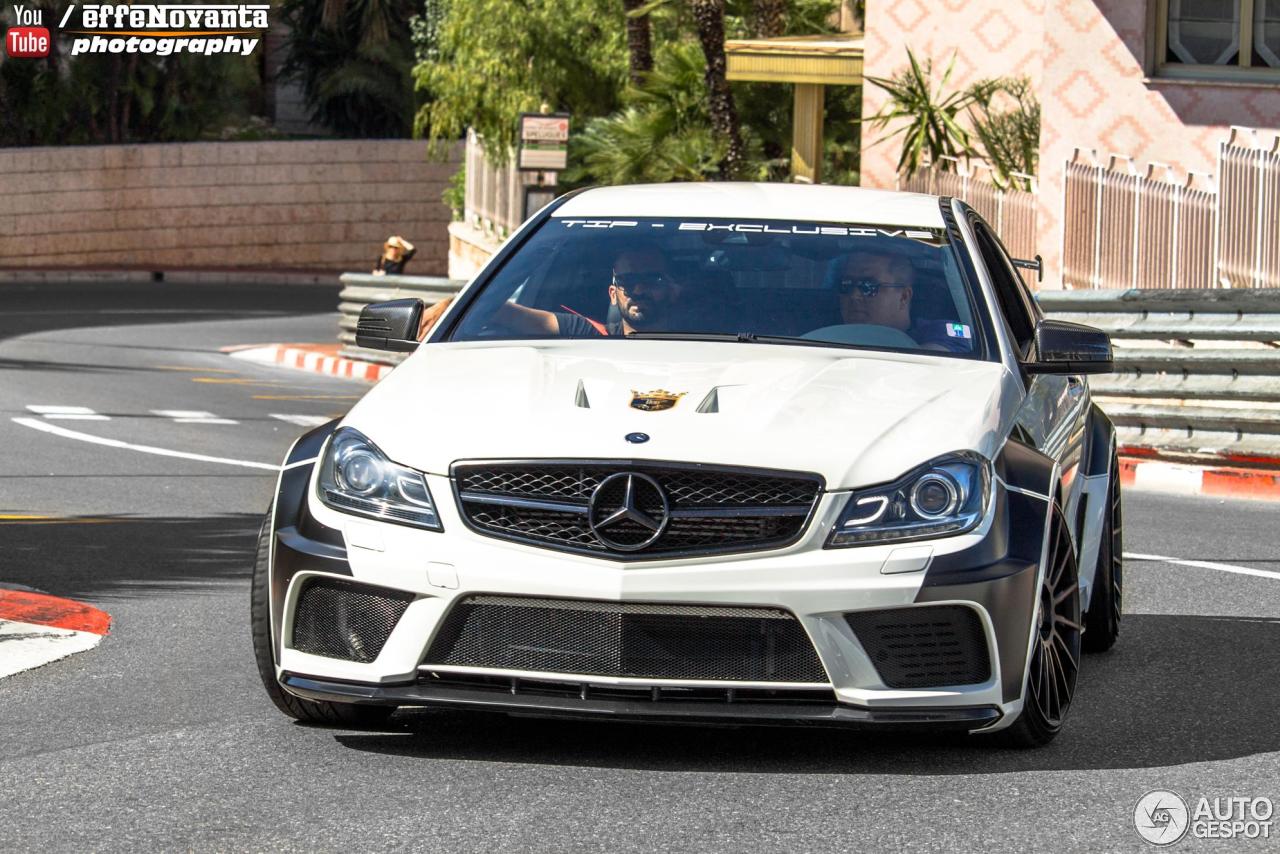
left=1, top=280, right=1278, bottom=852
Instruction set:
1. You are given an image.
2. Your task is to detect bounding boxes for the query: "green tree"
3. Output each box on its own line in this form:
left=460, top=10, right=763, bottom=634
left=967, top=76, right=1039, bottom=188
left=566, top=41, right=727, bottom=184
left=1, top=2, right=259, bottom=146
left=414, top=0, right=629, bottom=155
left=280, top=0, right=421, bottom=138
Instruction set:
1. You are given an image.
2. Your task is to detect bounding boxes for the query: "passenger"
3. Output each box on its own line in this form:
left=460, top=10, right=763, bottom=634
left=830, top=249, right=973, bottom=353
left=416, top=244, right=679, bottom=340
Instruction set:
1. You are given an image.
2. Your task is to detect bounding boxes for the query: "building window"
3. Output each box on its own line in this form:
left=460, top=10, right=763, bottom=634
left=1156, top=0, right=1280, bottom=79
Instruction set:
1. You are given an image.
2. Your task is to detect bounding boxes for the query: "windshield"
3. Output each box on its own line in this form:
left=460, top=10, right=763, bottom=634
left=447, top=216, right=991, bottom=359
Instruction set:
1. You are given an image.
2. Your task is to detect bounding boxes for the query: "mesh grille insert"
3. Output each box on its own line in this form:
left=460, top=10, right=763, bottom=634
left=844, top=605, right=991, bottom=689
left=291, top=578, right=413, bottom=663
left=424, top=595, right=829, bottom=683
left=453, top=462, right=821, bottom=559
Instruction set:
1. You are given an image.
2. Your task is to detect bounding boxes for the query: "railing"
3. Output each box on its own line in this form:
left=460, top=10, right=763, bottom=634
left=1217, top=127, right=1280, bottom=289
left=1062, top=152, right=1217, bottom=290
left=1039, top=288, right=1280, bottom=463
left=898, top=157, right=1038, bottom=277
left=463, top=128, right=560, bottom=241
left=1062, top=127, right=1279, bottom=290
left=338, top=273, right=465, bottom=364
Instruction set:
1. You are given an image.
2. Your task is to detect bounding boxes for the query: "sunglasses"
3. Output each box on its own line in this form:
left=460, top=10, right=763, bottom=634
left=612, top=272, right=670, bottom=291
left=836, top=277, right=909, bottom=298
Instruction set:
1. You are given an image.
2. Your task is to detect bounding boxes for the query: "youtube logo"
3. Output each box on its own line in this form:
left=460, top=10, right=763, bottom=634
left=6, top=26, right=51, bottom=58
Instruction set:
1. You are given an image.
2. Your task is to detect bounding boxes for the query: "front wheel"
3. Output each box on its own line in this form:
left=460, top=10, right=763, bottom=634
left=250, top=516, right=394, bottom=727
left=1000, top=503, right=1082, bottom=748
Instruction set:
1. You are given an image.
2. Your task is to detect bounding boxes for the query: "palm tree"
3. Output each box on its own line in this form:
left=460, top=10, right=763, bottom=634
left=752, top=0, right=785, bottom=38
left=689, top=0, right=744, bottom=178
left=862, top=49, right=976, bottom=178
left=622, top=0, right=654, bottom=86
left=281, top=0, right=421, bottom=137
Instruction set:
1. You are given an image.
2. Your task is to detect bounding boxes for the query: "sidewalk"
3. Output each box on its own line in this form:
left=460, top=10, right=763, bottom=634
left=232, top=342, right=1280, bottom=503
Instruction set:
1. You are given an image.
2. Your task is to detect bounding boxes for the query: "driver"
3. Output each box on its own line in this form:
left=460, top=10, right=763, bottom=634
left=416, top=244, right=679, bottom=340
left=831, top=249, right=972, bottom=353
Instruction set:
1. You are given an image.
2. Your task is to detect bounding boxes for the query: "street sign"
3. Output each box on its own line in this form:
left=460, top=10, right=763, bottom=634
left=518, top=113, right=570, bottom=171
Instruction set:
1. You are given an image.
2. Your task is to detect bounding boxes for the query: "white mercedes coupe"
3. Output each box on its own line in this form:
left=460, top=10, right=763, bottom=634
left=251, top=183, right=1121, bottom=747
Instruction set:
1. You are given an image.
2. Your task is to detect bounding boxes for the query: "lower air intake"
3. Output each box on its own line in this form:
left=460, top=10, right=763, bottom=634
left=844, top=605, right=991, bottom=689
left=424, top=595, right=829, bottom=683
left=291, top=578, right=412, bottom=663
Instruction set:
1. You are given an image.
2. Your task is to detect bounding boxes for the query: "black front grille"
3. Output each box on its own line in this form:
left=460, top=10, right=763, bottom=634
left=844, top=605, right=991, bottom=689
left=453, top=461, right=822, bottom=559
left=291, top=578, right=413, bottom=663
left=423, top=595, right=829, bottom=683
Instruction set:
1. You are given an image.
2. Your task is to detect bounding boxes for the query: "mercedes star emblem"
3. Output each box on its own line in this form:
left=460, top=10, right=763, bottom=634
left=587, top=472, right=670, bottom=551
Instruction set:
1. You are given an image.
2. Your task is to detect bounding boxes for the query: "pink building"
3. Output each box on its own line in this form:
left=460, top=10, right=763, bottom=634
left=861, top=0, right=1280, bottom=287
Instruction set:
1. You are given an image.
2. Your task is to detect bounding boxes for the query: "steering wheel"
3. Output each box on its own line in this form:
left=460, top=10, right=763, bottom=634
left=801, top=323, right=919, bottom=349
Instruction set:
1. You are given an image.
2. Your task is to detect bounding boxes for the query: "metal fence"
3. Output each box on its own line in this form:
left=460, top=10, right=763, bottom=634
left=463, top=129, right=525, bottom=239
left=1217, top=127, right=1280, bottom=289
left=1062, top=126, right=1279, bottom=290
left=898, top=157, right=1038, bottom=279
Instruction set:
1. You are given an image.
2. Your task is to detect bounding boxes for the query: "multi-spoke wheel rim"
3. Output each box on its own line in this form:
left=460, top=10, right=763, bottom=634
left=1029, top=509, right=1082, bottom=728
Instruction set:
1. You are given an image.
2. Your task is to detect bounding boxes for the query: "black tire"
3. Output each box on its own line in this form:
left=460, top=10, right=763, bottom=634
left=1083, top=448, right=1122, bottom=653
left=1000, top=503, right=1082, bottom=748
left=250, top=515, right=395, bottom=727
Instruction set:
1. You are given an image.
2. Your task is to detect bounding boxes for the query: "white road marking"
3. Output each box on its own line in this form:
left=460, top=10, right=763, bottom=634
left=12, top=417, right=278, bottom=471
left=151, top=409, right=238, bottom=425
left=0, top=619, right=105, bottom=680
left=270, top=414, right=330, bottom=427
left=1125, top=552, right=1280, bottom=582
left=26, top=405, right=109, bottom=421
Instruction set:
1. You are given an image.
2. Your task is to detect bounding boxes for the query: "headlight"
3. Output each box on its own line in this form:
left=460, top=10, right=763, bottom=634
left=827, top=452, right=990, bottom=547
left=317, top=428, right=442, bottom=531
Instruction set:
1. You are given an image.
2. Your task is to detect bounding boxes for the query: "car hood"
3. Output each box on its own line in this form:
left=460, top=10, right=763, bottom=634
left=342, top=340, right=1014, bottom=489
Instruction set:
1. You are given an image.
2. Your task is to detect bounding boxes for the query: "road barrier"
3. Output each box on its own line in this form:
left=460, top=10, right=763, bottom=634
left=338, top=273, right=465, bottom=364
left=1038, top=289, right=1280, bottom=464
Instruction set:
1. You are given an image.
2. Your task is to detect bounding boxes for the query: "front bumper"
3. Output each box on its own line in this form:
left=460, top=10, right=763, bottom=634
left=281, top=673, right=1002, bottom=731
left=271, top=464, right=1048, bottom=732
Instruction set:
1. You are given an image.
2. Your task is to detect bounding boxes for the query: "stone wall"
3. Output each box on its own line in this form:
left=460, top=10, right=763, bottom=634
left=0, top=140, right=460, bottom=274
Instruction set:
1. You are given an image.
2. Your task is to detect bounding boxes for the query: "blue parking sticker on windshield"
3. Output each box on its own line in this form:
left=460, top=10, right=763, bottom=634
left=947, top=323, right=972, bottom=339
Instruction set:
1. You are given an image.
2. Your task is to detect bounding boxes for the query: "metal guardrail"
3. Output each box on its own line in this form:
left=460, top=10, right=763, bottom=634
left=338, top=273, right=465, bottom=364
left=1039, top=289, right=1280, bottom=463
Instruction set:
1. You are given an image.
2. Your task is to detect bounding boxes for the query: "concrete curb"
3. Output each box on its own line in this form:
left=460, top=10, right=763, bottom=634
left=0, top=588, right=111, bottom=680
left=226, top=343, right=394, bottom=382
left=1119, top=455, right=1280, bottom=501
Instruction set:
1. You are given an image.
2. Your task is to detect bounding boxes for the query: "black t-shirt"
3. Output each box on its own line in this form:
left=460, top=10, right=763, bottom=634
left=554, top=311, right=623, bottom=337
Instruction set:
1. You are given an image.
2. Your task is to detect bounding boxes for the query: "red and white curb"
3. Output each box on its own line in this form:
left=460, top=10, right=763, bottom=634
left=0, top=588, right=111, bottom=679
left=1119, top=454, right=1280, bottom=501
left=225, top=344, right=392, bottom=382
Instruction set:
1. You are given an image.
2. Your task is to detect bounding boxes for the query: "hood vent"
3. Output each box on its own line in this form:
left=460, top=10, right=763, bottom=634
left=575, top=379, right=591, bottom=409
